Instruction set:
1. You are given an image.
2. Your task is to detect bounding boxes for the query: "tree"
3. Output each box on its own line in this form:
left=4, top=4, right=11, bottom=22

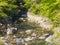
left=0, top=0, right=27, bottom=18
left=0, top=0, right=28, bottom=24
left=0, top=0, right=18, bottom=18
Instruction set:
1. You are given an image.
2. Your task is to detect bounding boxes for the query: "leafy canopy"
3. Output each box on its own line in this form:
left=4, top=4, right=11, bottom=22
left=0, top=0, right=18, bottom=18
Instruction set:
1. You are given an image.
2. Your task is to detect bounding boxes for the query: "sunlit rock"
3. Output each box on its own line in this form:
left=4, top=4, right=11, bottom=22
left=0, top=37, right=4, bottom=40
left=10, top=37, right=16, bottom=44
left=16, top=37, right=25, bottom=45
left=27, top=12, right=53, bottom=30
left=19, top=18, right=24, bottom=20
left=21, top=39, right=25, bottom=44
left=0, top=23, right=2, bottom=25
left=20, top=31, right=24, bottom=34
left=31, top=33, right=36, bottom=37
left=16, top=37, right=22, bottom=45
left=25, top=30, right=32, bottom=34
left=16, top=38, right=21, bottom=45
left=24, top=36, right=32, bottom=41
left=31, top=33, right=36, bottom=40
left=31, top=36, right=36, bottom=40
left=38, top=36, right=45, bottom=40
left=7, top=28, right=13, bottom=35
left=45, top=34, right=55, bottom=43
left=5, top=36, right=9, bottom=40
left=7, top=27, right=17, bottom=35
left=13, top=35, right=16, bottom=38
left=44, top=33, right=49, bottom=37
left=5, top=43, right=13, bottom=45
left=4, top=35, right=12, bottom=42
left=40, top=23, right=53, bottom=30
left=10, top=27, right=17, bottom=30
left=7, top=24, right=10, bottom=26
left=5, top=43, right=9, bottom=45
left=25, top=42, right=28, bottom=45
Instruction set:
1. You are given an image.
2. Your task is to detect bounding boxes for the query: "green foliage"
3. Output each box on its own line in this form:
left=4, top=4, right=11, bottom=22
left=0, top=0, right=18, bottom=18
left=24, top=0, right=41, bottom=14
left=53, top=27, right=60, bottom=37
left=0, top=39, right=5, bottom=45
left=0, top=0, right=60, bottom=26
left=24, top=0, right=60, bottom=27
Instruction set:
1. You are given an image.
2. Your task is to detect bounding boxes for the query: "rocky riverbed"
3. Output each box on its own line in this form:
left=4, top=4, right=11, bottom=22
left=0, top=21, right=53, bottom=45
left=0, top=12, right=59, bottom=45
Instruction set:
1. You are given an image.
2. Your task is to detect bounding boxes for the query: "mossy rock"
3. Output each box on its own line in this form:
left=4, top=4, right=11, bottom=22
left=0, top=39, right=5, bottom=45
left=53, top=27, right=60, bottom=37
left=10, top=38, right=16, bottom=44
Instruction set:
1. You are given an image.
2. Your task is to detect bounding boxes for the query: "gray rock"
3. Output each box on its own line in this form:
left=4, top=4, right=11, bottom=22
left=45, top=34, right=55, bottom=43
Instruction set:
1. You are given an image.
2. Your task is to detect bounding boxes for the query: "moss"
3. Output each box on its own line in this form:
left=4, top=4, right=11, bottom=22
left=0, top=39, right=5, bottom=45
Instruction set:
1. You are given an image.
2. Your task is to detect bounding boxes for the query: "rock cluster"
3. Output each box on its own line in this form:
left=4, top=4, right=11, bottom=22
left=27, top=12, right=53, bottom=30
left=0, top=29, right=52, bottom=45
